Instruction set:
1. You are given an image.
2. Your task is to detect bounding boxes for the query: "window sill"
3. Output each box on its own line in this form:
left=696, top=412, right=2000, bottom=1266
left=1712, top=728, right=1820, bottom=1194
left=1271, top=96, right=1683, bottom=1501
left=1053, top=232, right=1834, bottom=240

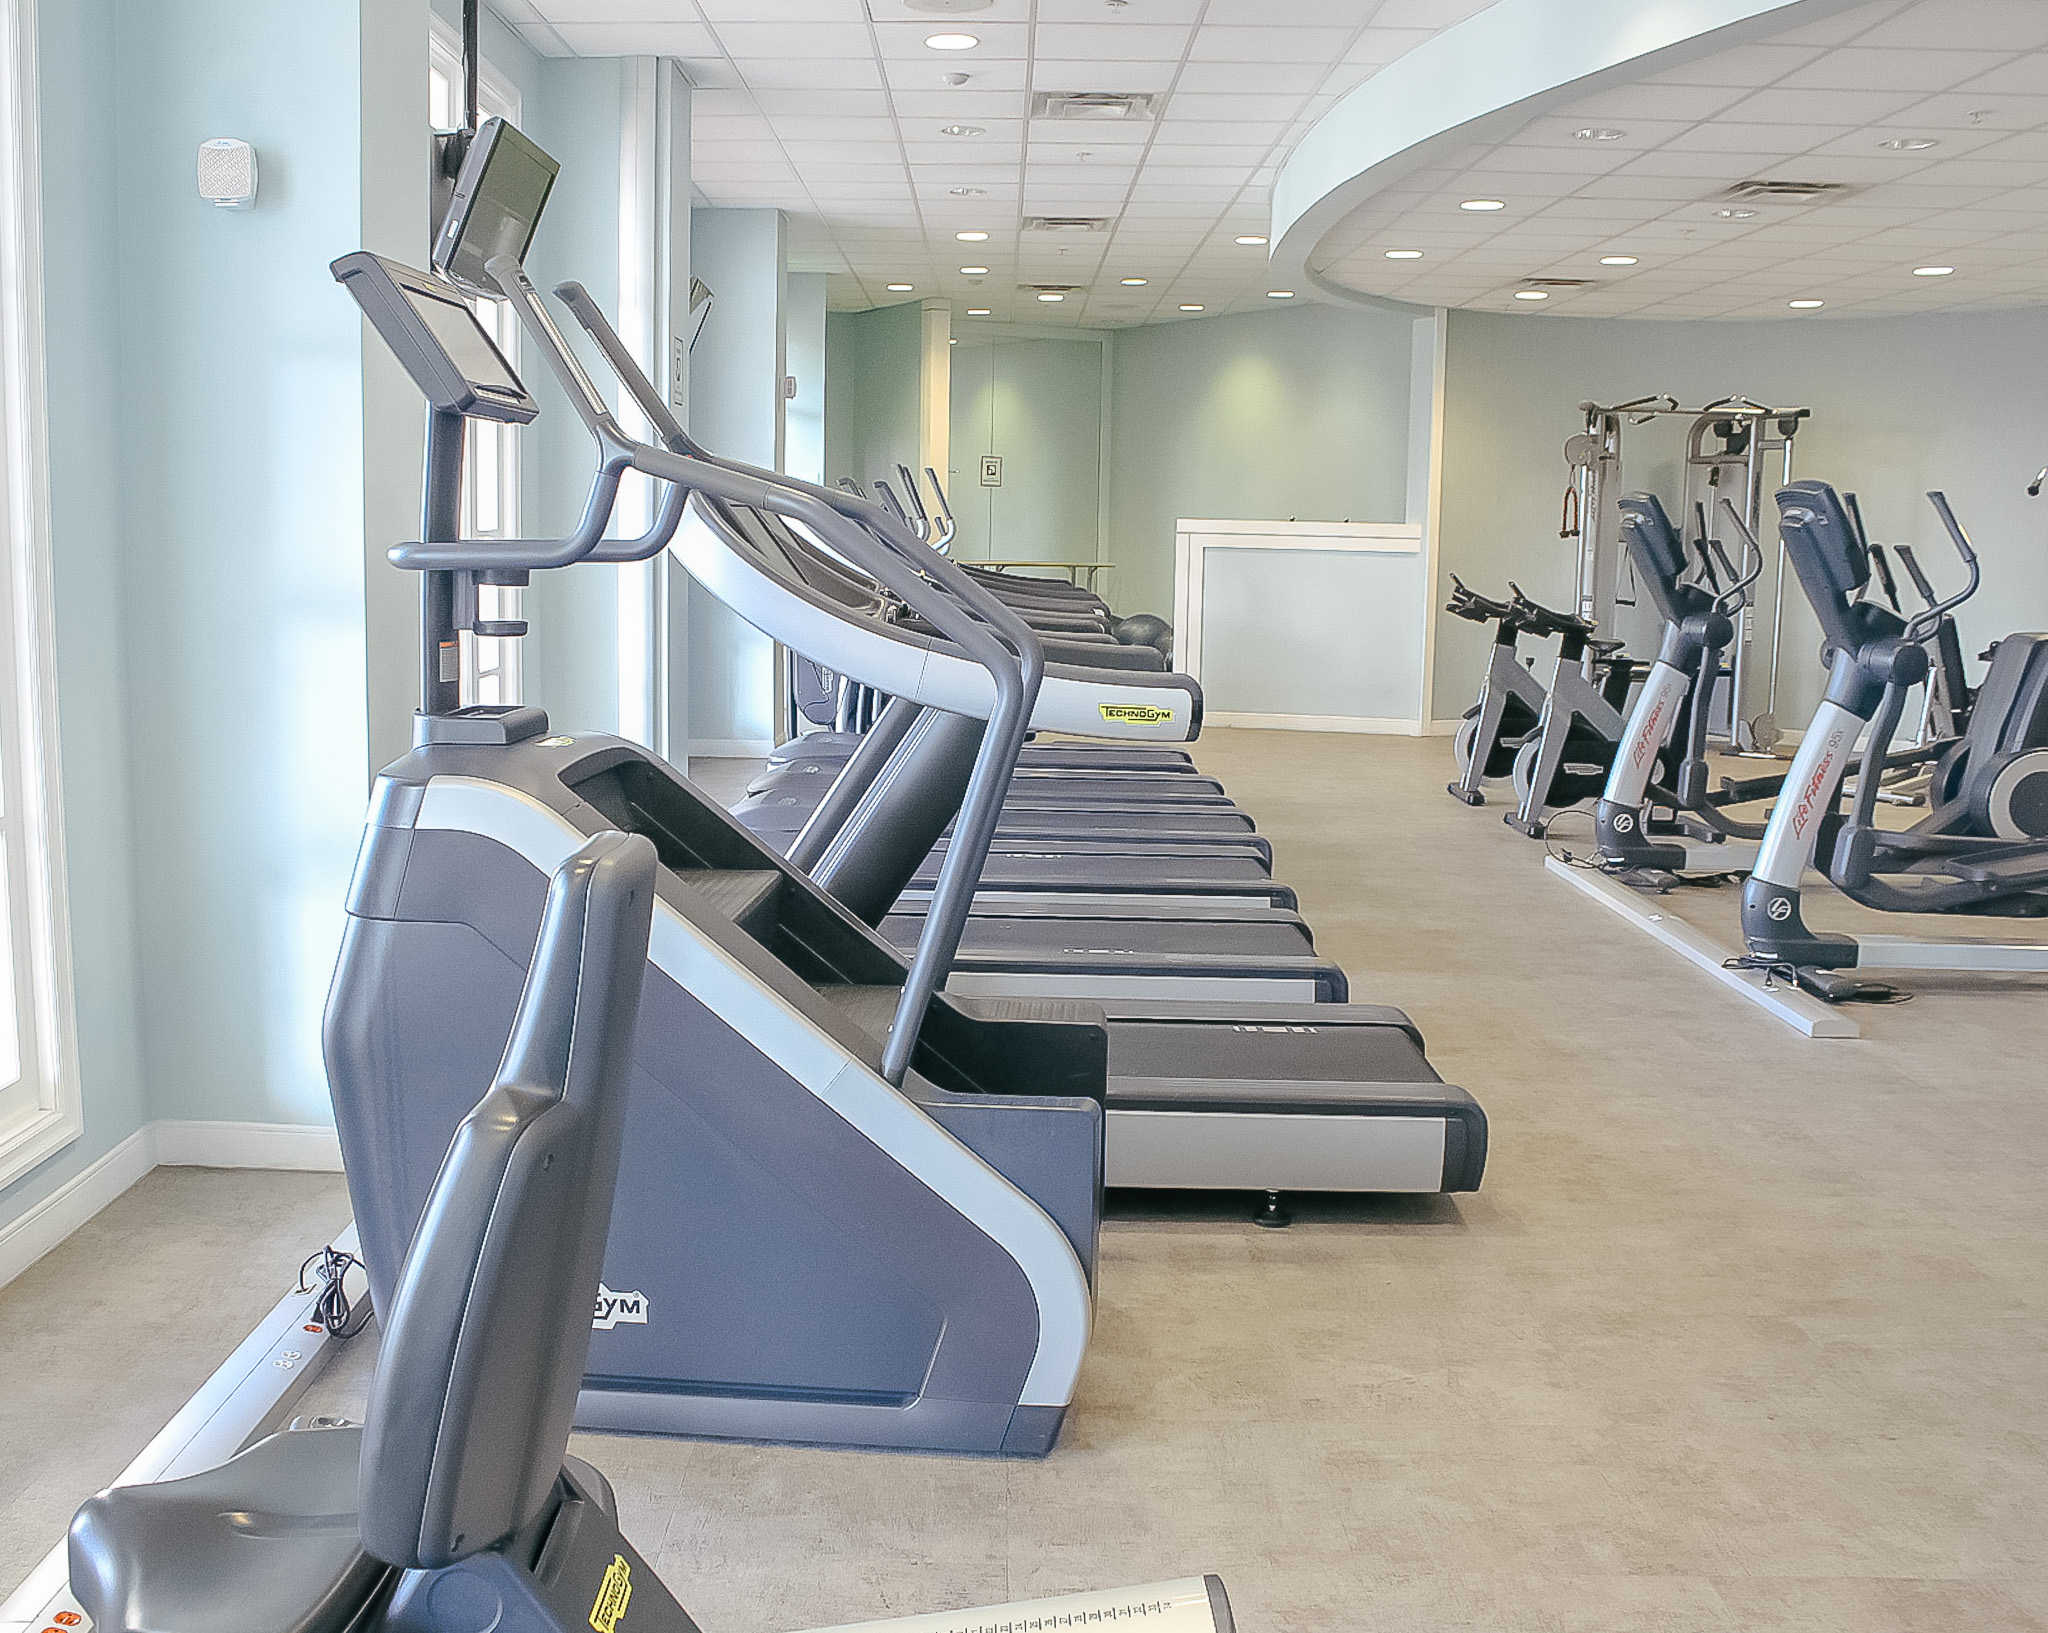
left=0, top=1100, right=82, bottom=1193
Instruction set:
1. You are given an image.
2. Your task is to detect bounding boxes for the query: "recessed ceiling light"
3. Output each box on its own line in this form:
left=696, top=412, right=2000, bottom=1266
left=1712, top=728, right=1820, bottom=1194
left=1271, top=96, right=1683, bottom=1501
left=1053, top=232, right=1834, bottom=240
left=1513, top=289, right=1549, bottom=301
left=939, top=124, right=985, bottom=138
left=1460, top=198, right=1506, bottom=212
left=1788, top=299, right=1825, bottom=309
left=1384, top=248, right=1424, bottom=260
left=924, top=32, right=979, bottom=49
left=1119, top=276, right=1148, bottom=286
left=956, top=230, right=989, bottom=242
left=1715, top=207, right=1758, bottom=220
left=960, top=265, right=989, bottom=274
left=1179, top=303, right=1204, bottom=311
left=1912, top=264, right=1955, bottom=276
left=1037, top=291, right=1064, bottom=302
left=886, top=283, right=914, bottom=292
left=1573, top=126, right=1626, bottom=141
left=1266, top=290, right=1294, bottom=298
left=948, top=337, right=958, bottom=344
left=967, top=307, right=991, bottom=316
left=948, top=186, right=987, bottom=197
left=1599, top=255, right=1638, bottom=266
left=1234, top=234, right=1268, bottom=246
left=1877, top=136, right=1939, bottom=151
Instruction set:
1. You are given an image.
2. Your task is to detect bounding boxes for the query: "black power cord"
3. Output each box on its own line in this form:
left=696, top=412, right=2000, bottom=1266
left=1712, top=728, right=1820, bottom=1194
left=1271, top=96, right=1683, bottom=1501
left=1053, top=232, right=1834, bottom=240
left=297, top=1246, right=374, bottom=1339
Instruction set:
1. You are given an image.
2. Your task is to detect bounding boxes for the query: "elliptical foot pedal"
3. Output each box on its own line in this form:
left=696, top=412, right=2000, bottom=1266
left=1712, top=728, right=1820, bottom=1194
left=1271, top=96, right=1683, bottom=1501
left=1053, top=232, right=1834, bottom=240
left=1254, top=1190, right=1292, bottom=1229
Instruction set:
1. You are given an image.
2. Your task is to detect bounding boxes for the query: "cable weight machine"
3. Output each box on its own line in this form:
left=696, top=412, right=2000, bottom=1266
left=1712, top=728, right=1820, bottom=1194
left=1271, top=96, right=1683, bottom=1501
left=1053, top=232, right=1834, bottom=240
left=1563, top=396, right=1810, bottom=757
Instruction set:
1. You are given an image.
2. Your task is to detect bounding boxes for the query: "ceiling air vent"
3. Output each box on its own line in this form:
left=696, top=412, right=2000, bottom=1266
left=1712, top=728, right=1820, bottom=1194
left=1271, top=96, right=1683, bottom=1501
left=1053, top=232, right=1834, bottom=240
left=1020, top=215, right=1110, bottom=234
left=1031, top=91, right=1159, bottom=122
left=1022, top=283, right=1082, bottom=296
left=1718, top=179, right=1857, bottom=205
left=1521, top=277, right=1595, bottom=289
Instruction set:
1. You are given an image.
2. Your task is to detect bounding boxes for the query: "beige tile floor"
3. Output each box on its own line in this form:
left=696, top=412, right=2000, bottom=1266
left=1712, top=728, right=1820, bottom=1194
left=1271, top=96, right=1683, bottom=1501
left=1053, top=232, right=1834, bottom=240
left=2, top=730, right=2044, bottom=1631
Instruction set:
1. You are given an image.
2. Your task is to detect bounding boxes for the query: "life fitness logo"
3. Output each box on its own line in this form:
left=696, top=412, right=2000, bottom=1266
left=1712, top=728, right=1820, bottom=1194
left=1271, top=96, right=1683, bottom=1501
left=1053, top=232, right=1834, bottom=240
left=1613, top=811, right=1636, bottom=834
left=1790, top=740, right=1843, bottom=838
left=1767, top=896, right=1794, bottom=921
left=1631, top=698, right=1667, bottom=768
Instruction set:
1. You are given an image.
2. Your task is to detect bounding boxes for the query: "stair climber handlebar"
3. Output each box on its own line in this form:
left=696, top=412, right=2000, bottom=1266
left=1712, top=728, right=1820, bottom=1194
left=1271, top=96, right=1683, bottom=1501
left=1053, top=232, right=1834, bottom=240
left=540, top=272, right=1050, bottom=1089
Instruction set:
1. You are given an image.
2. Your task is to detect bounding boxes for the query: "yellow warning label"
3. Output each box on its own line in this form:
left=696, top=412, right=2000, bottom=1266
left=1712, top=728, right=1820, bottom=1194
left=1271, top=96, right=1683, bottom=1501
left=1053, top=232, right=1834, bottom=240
left=1098, top=702, right=1175, bottom=725
left=590, top=1554, right=632, bottom=1633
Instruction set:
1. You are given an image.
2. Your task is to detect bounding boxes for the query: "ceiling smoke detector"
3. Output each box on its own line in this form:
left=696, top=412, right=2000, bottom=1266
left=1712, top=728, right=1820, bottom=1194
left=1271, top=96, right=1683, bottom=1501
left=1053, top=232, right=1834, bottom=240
left=1030, top=91, right=1159, bottom=122
left=1021, top=215, right=1110, bottom=233
left=1718, top=178, right=1857, bottom=206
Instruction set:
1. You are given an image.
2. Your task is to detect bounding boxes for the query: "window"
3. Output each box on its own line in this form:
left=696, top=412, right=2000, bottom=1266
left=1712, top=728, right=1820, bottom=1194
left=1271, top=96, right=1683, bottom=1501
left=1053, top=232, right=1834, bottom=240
left=0, top=0, right=81, bottom=1186
left=429, top=24, right=523, bottom=707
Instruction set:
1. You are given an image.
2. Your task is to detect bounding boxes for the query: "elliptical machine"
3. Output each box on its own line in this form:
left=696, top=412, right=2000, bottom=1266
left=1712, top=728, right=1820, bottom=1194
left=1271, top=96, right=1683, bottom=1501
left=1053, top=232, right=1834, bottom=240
left=1590, top=495, right=1787, bottom=876
left=1741, top=482, right=2048, bottom=996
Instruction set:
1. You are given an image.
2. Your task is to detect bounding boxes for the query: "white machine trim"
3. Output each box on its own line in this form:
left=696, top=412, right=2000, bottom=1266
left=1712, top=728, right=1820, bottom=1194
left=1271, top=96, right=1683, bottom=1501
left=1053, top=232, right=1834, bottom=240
left=1104, top=1108, right=1447, bottom=1192
left=1544, top=855, right=1857, bottom=1038
left=671, top=501, right=1197, bottom=742
left=944, top=971, right=1318, bottom=1003
left=415, top=776, right=1093, bottom=1408
left=795, top=1577, right=1225, bottom=1633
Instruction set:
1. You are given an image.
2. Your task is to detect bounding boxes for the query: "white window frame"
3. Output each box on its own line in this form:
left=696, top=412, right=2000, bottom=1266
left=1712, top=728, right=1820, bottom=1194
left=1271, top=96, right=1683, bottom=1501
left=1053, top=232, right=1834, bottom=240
left=428, top=19, right=524, bottom=708
left=0, top=0, right=82, bottom=1189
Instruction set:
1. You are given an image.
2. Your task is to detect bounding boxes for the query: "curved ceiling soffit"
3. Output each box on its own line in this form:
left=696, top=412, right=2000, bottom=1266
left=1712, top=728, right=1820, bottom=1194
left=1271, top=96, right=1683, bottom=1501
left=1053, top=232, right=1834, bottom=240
left=1270, top=0, right=1871, bottom=313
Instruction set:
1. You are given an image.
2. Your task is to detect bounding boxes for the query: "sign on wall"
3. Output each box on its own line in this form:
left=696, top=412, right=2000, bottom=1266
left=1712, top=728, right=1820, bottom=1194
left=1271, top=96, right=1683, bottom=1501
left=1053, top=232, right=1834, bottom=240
left=980, top=454, right=1003, bottom=487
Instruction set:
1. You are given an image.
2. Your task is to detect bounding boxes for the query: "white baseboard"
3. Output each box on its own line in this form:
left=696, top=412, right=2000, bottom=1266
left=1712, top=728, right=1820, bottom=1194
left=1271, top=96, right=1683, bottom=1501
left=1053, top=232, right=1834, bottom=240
left=688, top=738, right=772, bottom=760
left=0, top=1125, right=154, bottom=1290
left=0, top=1119, right=343, bottom=1294
left=152, top=1120, right=343, bottom=1172
left=1207, top=712, right=1427, bottom=735
left=1421, top=718, right=1463, bottom=737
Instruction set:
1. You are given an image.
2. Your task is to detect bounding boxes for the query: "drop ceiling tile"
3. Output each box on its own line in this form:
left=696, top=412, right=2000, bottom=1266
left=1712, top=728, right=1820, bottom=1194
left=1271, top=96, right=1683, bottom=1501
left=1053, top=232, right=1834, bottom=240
left=1161, top=93, right=1311, bottom=121
left=1031, top=59, right=1181, bottom=93
left=1557, top=82, right=1752, bottom=122
left=708, top=20, right=873, bottom=56
left=1715, top=85, right=1923, bottom=124
left=697, top=0, right=867, bottom=14
left=887, top=90, right=1031, bottom=118
left=768, top=117, right=902, bottom=142
left=1173, top=61, right=1326, bottom=94
left=884, top=56, right=1029, bottom=90
left=732, top=56, right=883, bottom=88
left=1152, top=117, right=1290, bottom=144
left=553, top=20, right=719, bottom=55
left=1025, top=121, right=1155, bottom=148
left=1776, top=45, right=2009, bottom=92
left=1344, top=25, right=1440, bottom=63
left=1188, top=25, right=1353, bottom=63
left=1645, top=43, right=1826, bottom=88
left=871, top=20, right=1033, bottom=59
left=1856, top=0, right=2048, bottom=51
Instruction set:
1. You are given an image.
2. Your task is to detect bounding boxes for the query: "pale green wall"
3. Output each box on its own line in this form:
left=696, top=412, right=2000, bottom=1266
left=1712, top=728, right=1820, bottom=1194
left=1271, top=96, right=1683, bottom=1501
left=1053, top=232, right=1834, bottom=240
left=686, top=207, right=786, bottom=749
left=786, top=273, right=828, bottom=485
left=824, top=301, right=922, bottom=497
left=1106, top=304, right=1418, bottom=618
left=1437, top=306, right=2048, bottom=730
left=948, top=338, right=1103, bottom=565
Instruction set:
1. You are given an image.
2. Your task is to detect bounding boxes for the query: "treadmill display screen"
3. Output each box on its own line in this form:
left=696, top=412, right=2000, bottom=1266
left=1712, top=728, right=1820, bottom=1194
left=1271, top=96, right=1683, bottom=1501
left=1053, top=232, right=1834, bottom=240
left=405, top=282, right=522, bottom=396
left=437, top=118, right=559, bottom=293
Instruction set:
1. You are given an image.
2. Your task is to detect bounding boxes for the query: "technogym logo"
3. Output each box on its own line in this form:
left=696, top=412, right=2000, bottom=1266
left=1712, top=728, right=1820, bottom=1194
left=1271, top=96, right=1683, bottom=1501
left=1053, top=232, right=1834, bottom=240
left=594, top=1285, right=648, bottom=1330
left=1099, top=703, right=1175, bottom=725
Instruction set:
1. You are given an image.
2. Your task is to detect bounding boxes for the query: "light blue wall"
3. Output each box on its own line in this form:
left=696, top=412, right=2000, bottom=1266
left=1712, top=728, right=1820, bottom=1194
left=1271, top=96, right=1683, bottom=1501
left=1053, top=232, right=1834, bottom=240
left=1436, top=306, right=2048, bottom=730
left=106, top=0, right=430, bottom=1129
left=520, top=58, right=627, bottom=738
left=1106, top=304, right=1418, bottom=618
left=823, top=301, right=922, bottom=497
left=948, top=337, right=1104, bottom=565
left=0, top=0, right=150, bottom=1223
left=686, top=207, right=785, bottom=748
